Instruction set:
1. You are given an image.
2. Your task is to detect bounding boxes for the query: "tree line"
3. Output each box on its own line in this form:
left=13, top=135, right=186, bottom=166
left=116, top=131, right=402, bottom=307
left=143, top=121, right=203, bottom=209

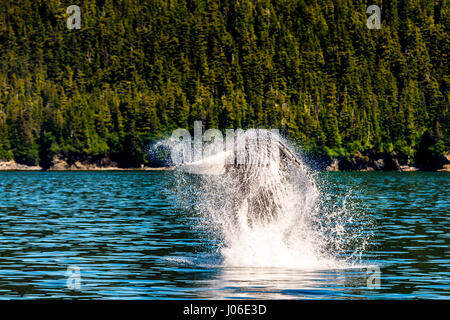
left=0, top=0, right=448, bottom=168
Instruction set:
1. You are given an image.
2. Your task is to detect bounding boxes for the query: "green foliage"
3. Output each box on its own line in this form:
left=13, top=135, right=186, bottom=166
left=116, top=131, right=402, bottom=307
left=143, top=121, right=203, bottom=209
left=0, top=0, right=448, bottom=167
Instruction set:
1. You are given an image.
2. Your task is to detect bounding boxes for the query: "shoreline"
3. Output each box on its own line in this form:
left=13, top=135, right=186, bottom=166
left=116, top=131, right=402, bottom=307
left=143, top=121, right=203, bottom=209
left=0, top=167, right=177, bottom=172
left=1, top=153, right=449, bottom=172
left=0, top=168, right=448, bottom=172
left=0, top=160, right=176, bottom=172
left=1, top=164, right=448, bottom=172
left=323, top=152, right=450, bottom=172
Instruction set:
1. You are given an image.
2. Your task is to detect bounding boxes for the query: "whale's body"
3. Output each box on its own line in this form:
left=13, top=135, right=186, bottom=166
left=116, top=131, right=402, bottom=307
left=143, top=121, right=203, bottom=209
left=177, top=130, right=314, bottom=225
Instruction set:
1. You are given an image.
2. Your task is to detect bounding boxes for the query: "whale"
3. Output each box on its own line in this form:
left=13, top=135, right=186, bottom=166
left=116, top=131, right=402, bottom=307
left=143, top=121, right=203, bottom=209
left=176, top=130, right=315, bottom=225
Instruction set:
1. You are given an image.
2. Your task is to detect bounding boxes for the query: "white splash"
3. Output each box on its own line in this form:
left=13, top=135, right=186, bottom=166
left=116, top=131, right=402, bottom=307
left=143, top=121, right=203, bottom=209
left=169, top=130, right=370, bottom=269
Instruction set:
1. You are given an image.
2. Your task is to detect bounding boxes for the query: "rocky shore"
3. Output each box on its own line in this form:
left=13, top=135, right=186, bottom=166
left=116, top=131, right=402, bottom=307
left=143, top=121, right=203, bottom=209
left=48, top=156, right=122, bottom=171
left=47, top=155, right=176, bottom=171
left=325, top=152, right=450, bottom=172
left=0, top=156, right=175, bottom=171
left=1, top=153, right=449, bottom=172
left=0, top=160, right=42, bottom=171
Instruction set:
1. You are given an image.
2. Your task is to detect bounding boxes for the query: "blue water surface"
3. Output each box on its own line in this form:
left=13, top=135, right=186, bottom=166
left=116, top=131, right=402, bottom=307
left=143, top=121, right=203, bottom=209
left=0, top=171, right=448, bottom=299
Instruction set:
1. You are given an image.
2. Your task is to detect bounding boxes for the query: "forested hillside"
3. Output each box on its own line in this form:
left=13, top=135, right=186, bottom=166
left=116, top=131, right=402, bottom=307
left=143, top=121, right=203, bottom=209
left=0, top=0, right=448, bottom=168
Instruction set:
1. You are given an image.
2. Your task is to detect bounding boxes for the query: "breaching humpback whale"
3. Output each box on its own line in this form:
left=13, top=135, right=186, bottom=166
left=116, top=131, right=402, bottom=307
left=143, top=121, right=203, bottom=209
left=176, top=130, right=315, bottom=226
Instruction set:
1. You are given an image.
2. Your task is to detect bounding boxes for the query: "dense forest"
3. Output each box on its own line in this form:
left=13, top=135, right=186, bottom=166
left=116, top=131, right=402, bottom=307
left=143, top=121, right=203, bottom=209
left=0, top=0, right=448, bottom=169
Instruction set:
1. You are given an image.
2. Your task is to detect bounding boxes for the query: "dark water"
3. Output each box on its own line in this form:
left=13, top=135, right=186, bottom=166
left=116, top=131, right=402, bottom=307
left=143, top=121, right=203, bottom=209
left=0, top=171, right=448, bottom=299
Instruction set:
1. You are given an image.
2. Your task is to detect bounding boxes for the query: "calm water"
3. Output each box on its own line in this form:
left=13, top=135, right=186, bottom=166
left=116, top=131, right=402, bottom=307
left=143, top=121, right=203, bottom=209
left=0, top=171, right=448, bottom=299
